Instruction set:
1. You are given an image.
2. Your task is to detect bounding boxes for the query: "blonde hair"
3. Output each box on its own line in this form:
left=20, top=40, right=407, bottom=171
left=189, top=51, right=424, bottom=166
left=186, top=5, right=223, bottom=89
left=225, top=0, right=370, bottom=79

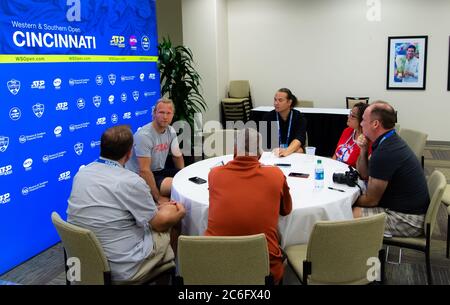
left=152, top=98, right=175, bottom=114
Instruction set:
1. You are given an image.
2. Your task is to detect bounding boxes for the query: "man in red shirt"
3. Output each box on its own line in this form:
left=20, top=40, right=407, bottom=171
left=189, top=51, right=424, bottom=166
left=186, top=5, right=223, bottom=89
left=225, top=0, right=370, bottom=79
left=205, top=128, right=292, bottom=284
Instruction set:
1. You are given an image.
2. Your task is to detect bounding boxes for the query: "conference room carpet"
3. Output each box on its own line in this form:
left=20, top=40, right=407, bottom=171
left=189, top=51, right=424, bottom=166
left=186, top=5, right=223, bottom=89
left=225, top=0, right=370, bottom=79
left=1, top=142, right=449, bottom=285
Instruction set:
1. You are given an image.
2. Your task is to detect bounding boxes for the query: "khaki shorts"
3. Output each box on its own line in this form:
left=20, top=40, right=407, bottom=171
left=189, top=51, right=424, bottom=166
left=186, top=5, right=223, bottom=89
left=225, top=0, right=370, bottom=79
left=361, top=207, right=424, bottom=237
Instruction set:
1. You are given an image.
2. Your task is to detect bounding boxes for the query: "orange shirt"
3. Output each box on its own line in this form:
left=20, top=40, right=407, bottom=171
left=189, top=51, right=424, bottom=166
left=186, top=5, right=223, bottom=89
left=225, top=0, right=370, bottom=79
left=205, top=156, right=292, bottom=284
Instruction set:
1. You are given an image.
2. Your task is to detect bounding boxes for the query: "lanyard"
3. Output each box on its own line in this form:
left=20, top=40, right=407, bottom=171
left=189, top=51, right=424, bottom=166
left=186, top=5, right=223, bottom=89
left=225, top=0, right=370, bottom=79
left=96, top=158, right=122, bottom=168
left=378, top=130, right=395, bottom=146
left=276, top=110, right=293, bottom=148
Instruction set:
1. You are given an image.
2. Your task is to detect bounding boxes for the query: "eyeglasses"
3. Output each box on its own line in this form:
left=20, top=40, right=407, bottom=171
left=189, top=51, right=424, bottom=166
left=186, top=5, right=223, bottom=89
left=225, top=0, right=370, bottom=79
left=348, top=112, right=358, bottom=119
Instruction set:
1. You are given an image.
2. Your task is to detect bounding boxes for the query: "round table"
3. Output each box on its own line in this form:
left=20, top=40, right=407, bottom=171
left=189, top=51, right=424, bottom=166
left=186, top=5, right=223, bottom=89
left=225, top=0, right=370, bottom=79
left=171, top=152, right=362, bottom=248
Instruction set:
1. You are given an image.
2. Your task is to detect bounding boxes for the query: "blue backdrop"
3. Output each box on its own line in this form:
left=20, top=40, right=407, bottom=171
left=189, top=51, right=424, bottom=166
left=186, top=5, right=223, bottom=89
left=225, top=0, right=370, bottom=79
left=0, top=0, right=159, bottom=275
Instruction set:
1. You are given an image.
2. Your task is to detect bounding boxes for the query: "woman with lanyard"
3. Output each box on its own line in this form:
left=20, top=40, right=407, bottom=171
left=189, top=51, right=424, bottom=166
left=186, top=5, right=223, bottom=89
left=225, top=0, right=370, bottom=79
left=332, top=102, right=370, bottom=168
left=262, top=88, right=307, bottom=157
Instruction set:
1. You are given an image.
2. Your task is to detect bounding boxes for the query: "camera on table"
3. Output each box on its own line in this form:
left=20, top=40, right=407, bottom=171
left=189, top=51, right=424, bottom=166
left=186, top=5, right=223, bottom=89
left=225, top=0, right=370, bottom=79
left=332, top=166, right=360, bottom=187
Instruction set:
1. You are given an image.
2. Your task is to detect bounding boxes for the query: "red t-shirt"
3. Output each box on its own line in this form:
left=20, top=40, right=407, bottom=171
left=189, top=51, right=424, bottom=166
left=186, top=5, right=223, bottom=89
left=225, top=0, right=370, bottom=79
left=334, top=127, right=371, bottom=168
left=205, top=156, right=292, bottom=284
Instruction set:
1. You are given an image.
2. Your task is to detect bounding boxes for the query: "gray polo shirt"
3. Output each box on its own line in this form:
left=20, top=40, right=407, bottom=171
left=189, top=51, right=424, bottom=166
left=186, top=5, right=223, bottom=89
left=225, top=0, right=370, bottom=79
left=67, top=158, right=157, bottom=280
left=125, top=122, right=180, bottom=173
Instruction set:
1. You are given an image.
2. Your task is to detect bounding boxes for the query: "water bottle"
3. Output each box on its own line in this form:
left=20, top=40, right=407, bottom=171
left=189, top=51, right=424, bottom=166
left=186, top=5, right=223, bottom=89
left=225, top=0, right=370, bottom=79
left=315, top=159, right=324, bottom=189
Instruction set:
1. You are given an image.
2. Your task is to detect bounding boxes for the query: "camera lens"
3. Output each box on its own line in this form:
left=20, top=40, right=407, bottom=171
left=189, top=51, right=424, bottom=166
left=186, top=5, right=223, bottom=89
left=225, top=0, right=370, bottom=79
left=332, top=173, right=346, bottom=184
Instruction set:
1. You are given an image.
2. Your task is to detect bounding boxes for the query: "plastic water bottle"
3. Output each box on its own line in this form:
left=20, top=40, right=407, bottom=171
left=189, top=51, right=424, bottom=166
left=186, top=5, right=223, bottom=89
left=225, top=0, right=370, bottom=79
left=314, top=159, right=324, bottom=189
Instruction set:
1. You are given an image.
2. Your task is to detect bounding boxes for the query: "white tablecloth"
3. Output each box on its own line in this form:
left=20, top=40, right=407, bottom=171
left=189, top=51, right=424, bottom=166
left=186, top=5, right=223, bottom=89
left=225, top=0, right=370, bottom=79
left=171, top=152, right=361, bottom=248
left=251, top=106, right=350, bottom=115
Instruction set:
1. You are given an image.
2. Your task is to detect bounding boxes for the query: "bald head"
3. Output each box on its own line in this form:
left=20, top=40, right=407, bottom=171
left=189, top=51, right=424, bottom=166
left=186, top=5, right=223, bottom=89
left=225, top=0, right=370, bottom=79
left=368, top=101, right=397, bottom=130
left=235, top=128, right=263, bottom=157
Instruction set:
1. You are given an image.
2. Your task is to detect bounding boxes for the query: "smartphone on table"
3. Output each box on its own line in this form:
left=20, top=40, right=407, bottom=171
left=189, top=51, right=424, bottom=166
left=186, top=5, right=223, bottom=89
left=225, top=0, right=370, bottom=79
left=189, top=176, right=207, bottom=184
left=288, top=172, right=310, bottom=178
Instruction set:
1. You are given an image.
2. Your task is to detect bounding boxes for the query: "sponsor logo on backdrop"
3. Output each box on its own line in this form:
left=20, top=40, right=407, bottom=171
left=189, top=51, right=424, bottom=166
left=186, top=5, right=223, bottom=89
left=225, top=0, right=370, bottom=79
left=42, top=151, right=66, bottom=163
left=120, top=93, right=127, bottom=103
left=139, top=73, right=145, bottom=81
left=56, top=102, right=69, bottom=111
left=108, top=73, right=116, bottom=85
left=111, top=114, right=118, bottom=124
left=121, top=75, right=135, bottom=82
left=132, top=91, right=139, bottom=101
left=32, top=103, right=45, bottom=118
left=148, top=73, right=156, bottom=80
left=58, top=171, right=71, bottom=181
left=0, top=193, right=11, bottom=204
left=144, top=91, right=156, bottom=97
left=90, top=140, right=100, bottom=148
left=7, top=79, right=20, bottom=95
left=93, top=95, right=101, bottom=107
left=110, top=35, right=125, bottom=48
left=69, top=122, right=90, bottom=132
left=69, top=78, right=89, bottom=86
left=53, top=78, right=62, bottom=89
left=54, top=126, right=62, bottom=137
left=0, top=164, right=13, bottom=176
left=74, top=142, right=84, bottom=156
left=108, top=95, right=115, bottom=104
left=123, top=112, right=132, bottom=119
left=31, top=80, right=45, bottom=89
left=21, top=181, right=48, bottom=196
left=0, top=136, right=10, bottom=152
left=9, top=107, right=21, bottom=121
left=76, top=98, right=85, bottom=109
left=130, top=35, right=137, bottom=50
left=95, top=75, right=103, bottom=85
left=141, top=35, right=150, bottom=51
left=135, top=110, right=148, bottom=117
left=23, top=158, right=33, bottom=171
left=18, top=132, right=46, bottom=144
left=96, top=117, right=106, bottom=125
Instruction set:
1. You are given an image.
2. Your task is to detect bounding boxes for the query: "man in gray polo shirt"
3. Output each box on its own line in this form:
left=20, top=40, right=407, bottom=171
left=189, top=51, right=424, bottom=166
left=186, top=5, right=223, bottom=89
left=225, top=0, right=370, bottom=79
left=126, top=98, right=184, bottom=204
left=67, top=125, right=186, bottom=281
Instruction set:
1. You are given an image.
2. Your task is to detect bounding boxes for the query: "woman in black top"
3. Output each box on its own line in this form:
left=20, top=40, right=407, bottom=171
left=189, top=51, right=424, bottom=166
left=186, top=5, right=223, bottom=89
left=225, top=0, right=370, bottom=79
left=262, top=88, right=307, bottom=157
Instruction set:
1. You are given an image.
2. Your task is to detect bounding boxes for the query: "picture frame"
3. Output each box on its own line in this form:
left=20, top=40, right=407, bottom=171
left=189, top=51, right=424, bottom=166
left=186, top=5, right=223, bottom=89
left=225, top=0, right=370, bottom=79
left=386, top=36, right=428, bottom=90
left=448, top=37, right=450, bottom=91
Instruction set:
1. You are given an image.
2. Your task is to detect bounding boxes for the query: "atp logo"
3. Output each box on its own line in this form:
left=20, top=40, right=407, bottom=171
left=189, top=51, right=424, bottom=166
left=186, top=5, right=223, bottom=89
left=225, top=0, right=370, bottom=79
left=0, top=164, right=13, bottom=176
left=56, top=102, right=69, bottom=111
left=32, top=103, right=45, bottom=118
left=31, top=80, right=45, bottom=89
left=0, top=136, right=9, bottom=152
left=74, top=142, right=84, bottom=156
left=96, top=117, right=106, bottom=125
left=7, top=79, right=20, bottom=95
left=110, top=35, right=125, bottom=47
left=123, top=112, right=132, bottom=119
left=108, top=73, right=116, bottom=85
left=0, top=193, right=11, bottom=204
left=132, top=91, right=139, bottom=101
left=58, top=171, right=71, bottom=181
left=92, top=95, right=101, bottom=108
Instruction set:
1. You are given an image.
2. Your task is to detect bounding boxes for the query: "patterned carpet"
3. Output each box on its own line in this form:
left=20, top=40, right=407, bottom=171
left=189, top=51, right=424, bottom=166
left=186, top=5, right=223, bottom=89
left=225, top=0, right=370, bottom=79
left=1, top=143, right=449, bottom=285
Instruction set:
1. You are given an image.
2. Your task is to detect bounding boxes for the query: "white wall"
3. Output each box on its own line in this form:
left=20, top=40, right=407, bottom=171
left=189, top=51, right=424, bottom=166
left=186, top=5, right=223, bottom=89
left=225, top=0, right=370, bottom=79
left=226, top=0, right=450, bottom=141
left=156, top=0, right=183, bottom=45
left=182, top=0, right=229, bottom=123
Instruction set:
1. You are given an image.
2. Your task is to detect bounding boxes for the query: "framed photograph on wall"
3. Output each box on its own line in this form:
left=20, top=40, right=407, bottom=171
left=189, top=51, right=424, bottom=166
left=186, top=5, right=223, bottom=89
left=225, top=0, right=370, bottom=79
left=387, top=36, right=428, bottom=90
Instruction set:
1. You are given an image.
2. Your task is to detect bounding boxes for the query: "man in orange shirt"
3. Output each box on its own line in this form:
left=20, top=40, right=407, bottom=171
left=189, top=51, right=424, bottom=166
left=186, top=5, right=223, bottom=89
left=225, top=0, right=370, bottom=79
left=205, top=128, right=292, bottom=284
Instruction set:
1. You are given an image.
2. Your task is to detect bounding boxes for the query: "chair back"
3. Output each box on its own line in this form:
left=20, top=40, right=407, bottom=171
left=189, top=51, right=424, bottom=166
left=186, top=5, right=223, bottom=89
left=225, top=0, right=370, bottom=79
left=203, top=129, right=237, bottom=159
left=306, top=213, right=386, bottom=284
left=221, top=100, right=248, bottom=123
left=298, top=100, right=314, bottom=108
left=228, top=80, right=250, bottom=98
left=398, top=128, right=428, bottom=162
left=346, top=97, right=369, bottom=109
left=394, top=123, right=401, bottom=132
left=424, top=170, right=446, bottom=236
left=177, top=234, right=270, bottom=285
left=51, top=212, right=111, bottom=285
